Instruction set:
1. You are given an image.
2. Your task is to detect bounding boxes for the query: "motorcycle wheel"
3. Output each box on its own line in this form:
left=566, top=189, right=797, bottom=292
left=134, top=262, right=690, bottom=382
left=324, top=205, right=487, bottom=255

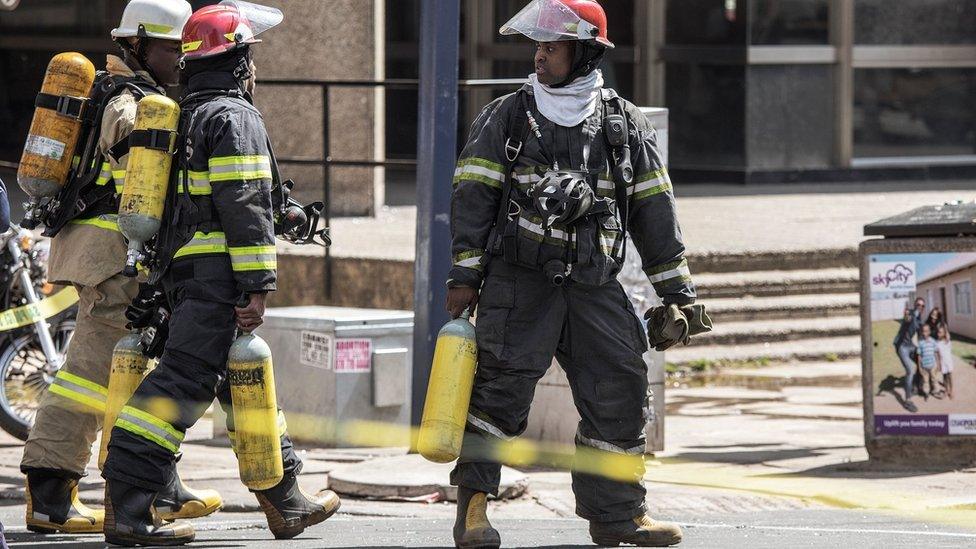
left=0, top=313, right=76, bottom=441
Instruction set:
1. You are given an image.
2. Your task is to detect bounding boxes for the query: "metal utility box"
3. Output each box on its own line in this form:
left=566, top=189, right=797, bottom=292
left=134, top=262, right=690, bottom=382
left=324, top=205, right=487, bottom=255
left=861, top=202, right=976, bottom=467
left=214, top=306, right=414, bottom=447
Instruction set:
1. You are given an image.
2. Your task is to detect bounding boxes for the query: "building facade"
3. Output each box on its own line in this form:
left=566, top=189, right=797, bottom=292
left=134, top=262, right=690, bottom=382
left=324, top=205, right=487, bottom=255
left=2, top=0, right=975, bottom=201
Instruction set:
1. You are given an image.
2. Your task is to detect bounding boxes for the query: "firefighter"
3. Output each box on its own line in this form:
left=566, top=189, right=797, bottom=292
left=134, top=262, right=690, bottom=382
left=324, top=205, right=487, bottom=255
left=19, top=0, right=222, bottom=535
left=100, top=2, right=340, bottom=545
left=446, top=0, right=710, bottom=547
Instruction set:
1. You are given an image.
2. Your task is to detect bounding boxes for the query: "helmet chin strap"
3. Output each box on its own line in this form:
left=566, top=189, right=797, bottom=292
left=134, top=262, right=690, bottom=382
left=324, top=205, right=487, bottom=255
left=551, top=42, right=606, bottom=88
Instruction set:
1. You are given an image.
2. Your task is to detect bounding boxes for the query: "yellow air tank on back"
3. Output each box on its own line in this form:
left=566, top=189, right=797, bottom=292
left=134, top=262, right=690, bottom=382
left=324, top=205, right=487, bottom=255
left=417, top=310, right=478, bottom=463
left=228, top=331, right=284, bottom=491
left=98, top=332, right=152, bottom=469
left=18, top=52, right=96, bottom=199
left=119, top=95, right=180, bottom=277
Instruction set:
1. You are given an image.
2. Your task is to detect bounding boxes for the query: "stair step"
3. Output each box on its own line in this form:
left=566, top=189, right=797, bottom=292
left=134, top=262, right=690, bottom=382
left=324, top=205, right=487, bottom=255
left=688, top=248, right=857, bottom=274
left=691, top=316, right=860, bottom=346
left=704, top=293, right=860, bottom=322
left=695, top=268, right=860, bottom=298
left=665, top=336, right=862, bottom=367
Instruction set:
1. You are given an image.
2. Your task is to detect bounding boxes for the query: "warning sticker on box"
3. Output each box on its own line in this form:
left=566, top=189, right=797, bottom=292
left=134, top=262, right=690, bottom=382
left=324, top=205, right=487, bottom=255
left=24, top=134, right=66, bottom=161
left=334, top=338, right=372, bottom=373
left=300, top=331, right=334, bottom=370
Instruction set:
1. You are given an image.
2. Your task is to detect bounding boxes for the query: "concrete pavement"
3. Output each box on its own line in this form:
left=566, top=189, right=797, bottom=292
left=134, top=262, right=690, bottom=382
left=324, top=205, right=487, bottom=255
left=0, top=374, right=973, bottom=547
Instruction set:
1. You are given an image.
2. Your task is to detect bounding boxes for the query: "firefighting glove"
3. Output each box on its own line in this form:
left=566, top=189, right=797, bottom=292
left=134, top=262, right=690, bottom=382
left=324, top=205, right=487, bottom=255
left=644, top=303, right=713, bottom=352
left=125, top=283, right=163, bottom=330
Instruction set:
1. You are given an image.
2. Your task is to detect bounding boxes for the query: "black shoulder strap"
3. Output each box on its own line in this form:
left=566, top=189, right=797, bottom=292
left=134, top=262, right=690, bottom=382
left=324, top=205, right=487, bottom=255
left=493, top=90, right=531, bottom=230
left=602, top=94, right=633, bottom=265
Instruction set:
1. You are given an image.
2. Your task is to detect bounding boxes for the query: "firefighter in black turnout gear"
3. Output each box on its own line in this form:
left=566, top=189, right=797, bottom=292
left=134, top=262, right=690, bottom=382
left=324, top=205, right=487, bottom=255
left=446, top=1, right=710, bottom=547
left=100, top=3, right=339, bottom=546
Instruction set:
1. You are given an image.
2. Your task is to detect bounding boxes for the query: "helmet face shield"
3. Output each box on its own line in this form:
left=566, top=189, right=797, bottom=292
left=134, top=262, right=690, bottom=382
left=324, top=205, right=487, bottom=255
left=218, top=0, right=283, bottom=39
left=500, top=0, right=601, bottom=44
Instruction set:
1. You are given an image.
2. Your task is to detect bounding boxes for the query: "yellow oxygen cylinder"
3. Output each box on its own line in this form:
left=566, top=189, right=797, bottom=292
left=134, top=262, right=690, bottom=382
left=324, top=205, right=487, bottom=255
left=228, top=331, right=283, bottom=491
left=18, top=52, right=96, bottom=199
left=118, top=94, right=180, bottom=277
left=417, top=310, right=478, bottom=463
left=98, top=332, right=152, bottom=469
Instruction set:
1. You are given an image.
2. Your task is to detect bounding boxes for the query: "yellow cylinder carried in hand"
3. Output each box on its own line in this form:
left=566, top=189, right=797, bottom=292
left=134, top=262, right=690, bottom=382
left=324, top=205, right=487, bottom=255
left=119, top=94, right=180, bottom=277
left=228, top=332, right=284, bottom=491
left=18, top=52, right=96, bottom=199
left=417, top=310, right=478, bottom=463
left=98, top=332, right=152, bottom=469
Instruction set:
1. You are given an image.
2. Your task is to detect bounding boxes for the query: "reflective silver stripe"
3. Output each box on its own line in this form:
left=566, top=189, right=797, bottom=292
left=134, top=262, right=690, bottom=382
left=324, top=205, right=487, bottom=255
left=178, top=171, right=212, bottom=195
left=208, top=156, right=272, bottom=181
left=116, top=407, right=183, bottom=453
left=455, top=255, right=482, bottom=268
left=517, top=216, right=570, bottom=241
left=466, top=413, right=515, bottom=441
left=648, top=263, right=691, bottom=284
left=576, top=431, right=646, bottom=455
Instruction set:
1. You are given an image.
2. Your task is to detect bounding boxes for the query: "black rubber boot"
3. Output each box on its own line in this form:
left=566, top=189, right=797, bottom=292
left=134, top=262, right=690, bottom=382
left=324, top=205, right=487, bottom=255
left=453, top=487, right=501, bottom=549
left=25, top=471, right=102, bottom=534
left=154, top=471, right=223, bottom=521
left=254, top=473, right=340, bottom=540
left=589, top=513, right=683, bottom=547
left=103, top=479, right=195, bottom=547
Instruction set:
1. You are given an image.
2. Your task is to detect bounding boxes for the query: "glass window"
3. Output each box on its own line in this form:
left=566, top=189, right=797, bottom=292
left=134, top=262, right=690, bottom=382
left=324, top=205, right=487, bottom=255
left=665, top=63, right=746, bottom=169
left=855, top=0, right=976, bottom=45
left=751, top=0, right=830, bottom=45
left=853, top=68, right=976, bottom=158
left=0, top=0, right=122, bottom=36
left=954, top=281, right=972, bottom=316
left=666, top=0, right=746, bottom=46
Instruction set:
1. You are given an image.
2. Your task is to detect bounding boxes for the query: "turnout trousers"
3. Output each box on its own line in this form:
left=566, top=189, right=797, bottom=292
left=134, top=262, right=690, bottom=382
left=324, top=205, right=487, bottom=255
left=102, top=257, right=301, bottom=490
left=450, top=260, right=652, bottom=523
left=21, top=274, right=138, bottom=478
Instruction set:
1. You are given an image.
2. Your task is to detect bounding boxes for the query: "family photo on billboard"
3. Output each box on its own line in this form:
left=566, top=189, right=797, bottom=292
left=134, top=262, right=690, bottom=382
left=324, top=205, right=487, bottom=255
left=871, top=252, right=976, bottom=436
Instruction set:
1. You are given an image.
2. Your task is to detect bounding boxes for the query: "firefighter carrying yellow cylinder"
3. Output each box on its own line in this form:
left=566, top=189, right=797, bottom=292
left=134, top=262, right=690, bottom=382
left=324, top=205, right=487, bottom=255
left=118, top=95, right=180, bottom=277
left=228, top=331, right=284, bottom=491
left=417, top=310, right=478, bottom=463
left=18, top=52, right=96, bottom=200
left=98, top=333, right=152, bottom=470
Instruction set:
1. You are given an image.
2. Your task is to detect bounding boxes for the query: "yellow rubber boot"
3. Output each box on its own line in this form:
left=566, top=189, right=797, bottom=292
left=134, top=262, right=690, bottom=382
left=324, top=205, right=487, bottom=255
left=25, top=472, right=103, bottom=534
left=453, top=487, right=501, bottom=549
left=154, top=472, right=222, bottom=520
left=589, top=513, right=683, bottom=547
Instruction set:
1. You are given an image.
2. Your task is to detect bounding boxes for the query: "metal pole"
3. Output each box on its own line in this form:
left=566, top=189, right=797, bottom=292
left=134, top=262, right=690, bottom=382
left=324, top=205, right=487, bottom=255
left=412, top=0, right=460, bottom=426
left=322, top=85, right=333, bottom=300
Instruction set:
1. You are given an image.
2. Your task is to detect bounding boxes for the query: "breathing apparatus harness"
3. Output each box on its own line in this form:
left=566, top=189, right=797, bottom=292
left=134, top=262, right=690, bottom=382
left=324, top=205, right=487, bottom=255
left=488, top=88, right=633, bottom=287
left=27, top=71, right=159, bottom=235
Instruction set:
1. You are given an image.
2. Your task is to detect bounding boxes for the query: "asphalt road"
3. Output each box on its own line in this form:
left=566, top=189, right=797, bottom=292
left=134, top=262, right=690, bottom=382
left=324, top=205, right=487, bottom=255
left=3, top=510, right=976, bottom=548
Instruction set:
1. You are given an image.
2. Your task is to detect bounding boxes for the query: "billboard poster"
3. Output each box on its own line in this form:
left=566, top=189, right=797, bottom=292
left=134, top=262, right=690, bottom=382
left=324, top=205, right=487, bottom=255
left=870, top=253, right=976, bottom=436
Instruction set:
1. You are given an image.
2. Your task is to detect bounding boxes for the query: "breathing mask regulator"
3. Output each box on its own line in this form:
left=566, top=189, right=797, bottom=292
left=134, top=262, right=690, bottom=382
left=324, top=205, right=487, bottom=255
left=270, top=178, right=330, bottom=246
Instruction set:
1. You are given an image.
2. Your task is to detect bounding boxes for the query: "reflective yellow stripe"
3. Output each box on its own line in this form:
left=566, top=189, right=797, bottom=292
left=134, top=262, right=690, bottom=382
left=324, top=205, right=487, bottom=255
left=140, top=22, right=174, bottom=35
left=49, top=370, right=108, bottom=412
left=116, top=404, right=184, bottom=453
left=115, top=418, right=180, bottom=453
left=208, top=155, right=272, bottom=182
left=174, top=231, right=228, bottom=259
left=182, top=40, right=203, bottom=53
left=70, top=214, right=120, bottom=232
left=228, top=244, right=276, bottom=272
left=56, top=370, right=108, bottom=396
left=49, top=385, right=106, bottom=413
left=95, top=162, right=112, bottom=186
left=177, top=171, right=212, bottom=195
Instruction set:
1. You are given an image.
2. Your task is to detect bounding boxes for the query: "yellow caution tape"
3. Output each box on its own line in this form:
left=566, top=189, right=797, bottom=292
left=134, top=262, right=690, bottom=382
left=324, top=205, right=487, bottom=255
left=0, top=286, right=79, bottom=333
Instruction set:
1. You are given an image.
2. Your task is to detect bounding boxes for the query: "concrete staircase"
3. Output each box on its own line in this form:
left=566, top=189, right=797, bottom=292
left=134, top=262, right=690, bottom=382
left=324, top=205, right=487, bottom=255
left=667, top=255, right=862, bottom=367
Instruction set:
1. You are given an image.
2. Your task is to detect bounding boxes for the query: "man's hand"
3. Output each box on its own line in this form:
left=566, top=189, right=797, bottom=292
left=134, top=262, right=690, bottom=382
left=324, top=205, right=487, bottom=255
left=235, top=292, right=267, bottom=331
left=446, top=286, right=479, bottom=319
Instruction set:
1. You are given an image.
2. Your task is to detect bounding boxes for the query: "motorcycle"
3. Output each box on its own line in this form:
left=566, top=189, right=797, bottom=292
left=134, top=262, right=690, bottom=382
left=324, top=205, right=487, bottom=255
left=0, top=226, right=77, bottom=440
